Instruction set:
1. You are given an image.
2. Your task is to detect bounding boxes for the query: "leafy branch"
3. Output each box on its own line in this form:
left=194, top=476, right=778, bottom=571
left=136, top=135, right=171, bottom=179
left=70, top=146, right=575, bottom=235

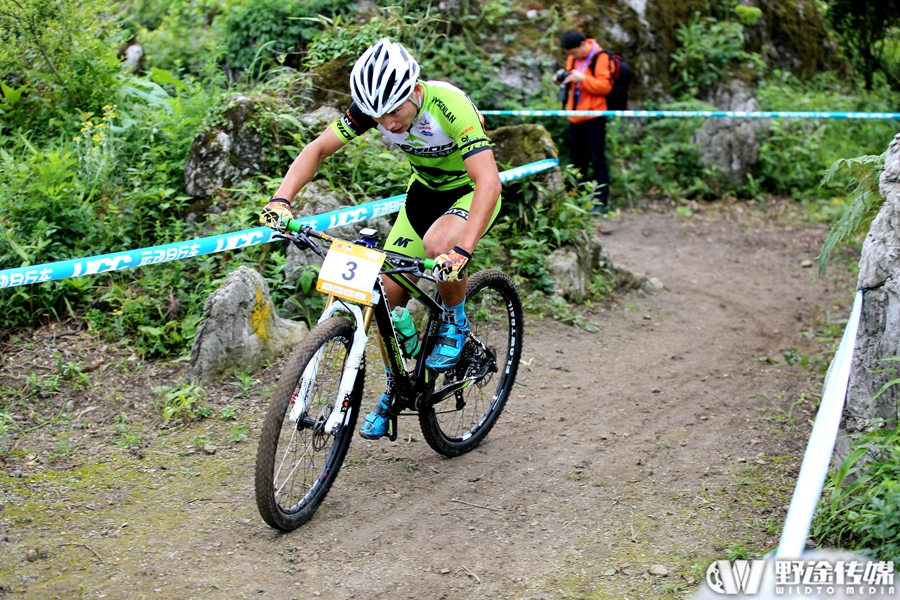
left=0, top=0, right=78, bottom=107
left=817, top=151, right=885, bottom=274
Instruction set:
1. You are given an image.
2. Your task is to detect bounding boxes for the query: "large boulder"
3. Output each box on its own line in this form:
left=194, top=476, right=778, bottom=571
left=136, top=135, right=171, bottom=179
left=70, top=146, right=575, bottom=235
left=497, top=56, right=548, bottom=105
left=547, top=246, right=585, bottom=302
left=184, top=96, right=268, bottom=198
left=189, top=266, right=308, bottom=381
left=692, top=79, right=762, bottom=187
left=300, top=106, right=342, bottom=132
left=750, top=0, right=844, bottom=78
left=487, top=123, right=559, bottom=164
left=308, top=58, right=353, bottom=111
left=120, top=42, right=144, bottom=74
left=836, top=133, right=900, bottom=466
left=487, top=123, right=564, bottom=193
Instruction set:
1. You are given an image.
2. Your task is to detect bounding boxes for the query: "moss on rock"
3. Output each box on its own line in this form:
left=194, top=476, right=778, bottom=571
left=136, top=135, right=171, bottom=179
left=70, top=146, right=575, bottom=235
left=758, top=0, right=843, bottom=77
left=518, top=0, right=844, bottom=101
left=309, top=58, right=354, bottom=111
left=487, top=123, right=559, bottom=168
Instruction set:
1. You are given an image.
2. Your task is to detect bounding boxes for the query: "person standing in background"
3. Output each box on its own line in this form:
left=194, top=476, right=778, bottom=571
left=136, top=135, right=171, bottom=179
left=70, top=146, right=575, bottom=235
left=556, top=29, right=613, bottom=215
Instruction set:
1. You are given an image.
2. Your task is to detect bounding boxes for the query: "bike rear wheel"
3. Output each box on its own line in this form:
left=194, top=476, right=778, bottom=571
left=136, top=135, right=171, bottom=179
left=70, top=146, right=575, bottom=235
left=419, top=269, right=523, bottom=457
left=254, top=317, right=363, bottom=531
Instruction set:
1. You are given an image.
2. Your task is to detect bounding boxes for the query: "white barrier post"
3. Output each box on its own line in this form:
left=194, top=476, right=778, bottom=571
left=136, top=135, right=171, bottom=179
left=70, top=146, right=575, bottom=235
left=776, top=290, right=864, bottom=558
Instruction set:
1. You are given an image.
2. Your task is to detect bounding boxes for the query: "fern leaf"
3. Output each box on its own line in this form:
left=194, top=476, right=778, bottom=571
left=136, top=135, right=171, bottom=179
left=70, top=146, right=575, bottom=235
left=817, top=152, right=886, bottom=275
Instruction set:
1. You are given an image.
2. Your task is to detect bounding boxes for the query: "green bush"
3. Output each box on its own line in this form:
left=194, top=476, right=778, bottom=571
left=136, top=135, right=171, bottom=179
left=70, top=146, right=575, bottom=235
left=670, top=13, right=765, bottom=97
left=131, top=0, right=228, bottom=78
left=878, top=27, right=900, bottom=90
left=607, top=100, right=717, bottom=203
left=812, top=423, right=900, bottom=562
left=0, top=70, right=219, bottom=333
left=421, top=37, right=507, bottom=109
left=221, top=0, right=354, bottom=75
left=0, top=0, right=124, bottom=137
left=83, top=256, right=207, bottom=358
left=755, top=71, right=897, bottom=200
left=153, top=382, right=210, bottom=422
left=302, top=15, right=404, bottom=70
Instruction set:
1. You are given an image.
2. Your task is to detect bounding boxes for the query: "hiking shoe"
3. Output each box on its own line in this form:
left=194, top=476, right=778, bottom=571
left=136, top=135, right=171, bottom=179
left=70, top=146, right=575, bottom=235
left=425, top=319, right=470, bottom=372
left=359, top=393, right=390, bottom=439
left=589, top=202, right=609, bottom=215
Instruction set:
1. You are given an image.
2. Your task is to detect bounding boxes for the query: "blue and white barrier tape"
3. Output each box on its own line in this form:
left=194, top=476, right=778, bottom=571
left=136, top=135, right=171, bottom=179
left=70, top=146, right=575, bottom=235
left=776, top=290, right=863, bottom=558
left=482, top=109, right=900, bottom=120
left=0, top=159, right=559, bottom=290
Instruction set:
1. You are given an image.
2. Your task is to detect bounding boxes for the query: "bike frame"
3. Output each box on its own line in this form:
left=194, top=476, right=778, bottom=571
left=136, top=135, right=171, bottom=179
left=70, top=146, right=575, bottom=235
left=283, top=227, right=497, bottom=442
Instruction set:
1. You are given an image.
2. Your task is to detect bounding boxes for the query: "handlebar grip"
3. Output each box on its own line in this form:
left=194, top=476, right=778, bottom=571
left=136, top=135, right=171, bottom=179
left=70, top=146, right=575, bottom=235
left=285, top=218, right=301, bottom=233
left=423, top=258, right=435, bottom=271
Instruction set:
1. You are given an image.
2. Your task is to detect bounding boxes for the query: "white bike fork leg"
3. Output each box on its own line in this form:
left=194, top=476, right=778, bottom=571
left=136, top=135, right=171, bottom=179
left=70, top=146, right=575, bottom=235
left=323, top=304, right=367, bottom=435
left=289, top=302, right=367, bottom=427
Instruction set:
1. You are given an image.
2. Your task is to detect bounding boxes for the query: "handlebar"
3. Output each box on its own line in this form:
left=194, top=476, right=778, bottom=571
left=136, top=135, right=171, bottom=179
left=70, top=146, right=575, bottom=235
left=282, top=220, right=435, bottom=274
left=285, top=218, right=309, bottom=234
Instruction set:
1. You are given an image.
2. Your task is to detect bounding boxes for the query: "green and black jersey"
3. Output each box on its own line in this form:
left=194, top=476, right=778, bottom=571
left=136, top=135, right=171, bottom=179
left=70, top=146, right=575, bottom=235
left=331, top=80, right=492, bottom=191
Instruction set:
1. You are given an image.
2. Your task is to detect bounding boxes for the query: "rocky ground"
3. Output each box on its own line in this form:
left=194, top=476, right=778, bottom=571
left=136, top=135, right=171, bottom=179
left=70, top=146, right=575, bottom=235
left=0, top=201, right=859, bottom=599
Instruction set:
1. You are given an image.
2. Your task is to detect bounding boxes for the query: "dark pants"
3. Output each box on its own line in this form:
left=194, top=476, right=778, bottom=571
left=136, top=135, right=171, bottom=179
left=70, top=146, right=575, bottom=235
left=569, top=117, right=609, bottom=206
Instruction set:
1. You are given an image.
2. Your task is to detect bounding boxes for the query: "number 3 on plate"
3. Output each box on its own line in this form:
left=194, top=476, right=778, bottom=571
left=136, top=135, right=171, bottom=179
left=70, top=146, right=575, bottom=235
left=342, top=261, right=357, bottom=281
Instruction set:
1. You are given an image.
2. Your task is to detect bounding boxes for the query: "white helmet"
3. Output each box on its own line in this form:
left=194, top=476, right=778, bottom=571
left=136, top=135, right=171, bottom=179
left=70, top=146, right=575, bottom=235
left=349, top=38, right=420, bottom=118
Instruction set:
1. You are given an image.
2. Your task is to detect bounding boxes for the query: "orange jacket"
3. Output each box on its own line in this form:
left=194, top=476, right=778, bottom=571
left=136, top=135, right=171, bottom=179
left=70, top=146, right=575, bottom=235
left=565, top=39, right=613, bottom=123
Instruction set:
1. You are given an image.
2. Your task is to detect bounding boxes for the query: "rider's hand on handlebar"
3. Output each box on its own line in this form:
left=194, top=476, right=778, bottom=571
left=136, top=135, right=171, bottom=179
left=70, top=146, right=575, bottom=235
left=260, top=198, right=293, bottom=231
left=433, top=246, right=471, bottom=282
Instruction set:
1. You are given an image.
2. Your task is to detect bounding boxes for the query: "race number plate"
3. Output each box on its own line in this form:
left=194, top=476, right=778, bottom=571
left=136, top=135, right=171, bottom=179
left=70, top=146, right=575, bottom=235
left=316, top=241, right=386, bottom=305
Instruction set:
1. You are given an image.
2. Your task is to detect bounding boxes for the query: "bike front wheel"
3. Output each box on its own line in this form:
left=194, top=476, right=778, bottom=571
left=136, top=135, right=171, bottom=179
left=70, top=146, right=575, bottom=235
left=419, top=269, right=523, bottom=457
left=254, top=317, right=363, bottom=531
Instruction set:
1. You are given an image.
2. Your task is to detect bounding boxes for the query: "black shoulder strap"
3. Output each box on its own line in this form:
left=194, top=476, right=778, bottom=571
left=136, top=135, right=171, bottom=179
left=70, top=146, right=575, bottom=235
left=589, top=49, right=615, bottom=79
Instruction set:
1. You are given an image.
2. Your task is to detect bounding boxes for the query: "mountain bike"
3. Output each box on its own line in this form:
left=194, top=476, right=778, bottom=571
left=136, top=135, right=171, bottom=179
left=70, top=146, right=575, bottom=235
left=254, top=222, right=524, bottom=531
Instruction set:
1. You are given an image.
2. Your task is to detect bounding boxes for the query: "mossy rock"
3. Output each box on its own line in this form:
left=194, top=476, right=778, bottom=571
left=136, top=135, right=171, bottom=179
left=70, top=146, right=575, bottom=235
left=518, top=0, right=843, bottom=101
left=185, top=95, right=270, bottom=198
left=185, top=90, right=313, bottom=199
left=486, top=123, right=559, bottom=168
left=309, top=58, right=354, bottom=111
left=757, top=0, right=844, bottom=77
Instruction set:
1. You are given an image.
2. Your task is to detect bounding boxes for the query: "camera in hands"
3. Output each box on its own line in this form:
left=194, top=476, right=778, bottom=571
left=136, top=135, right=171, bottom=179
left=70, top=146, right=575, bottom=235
left=554, top=70, right=570, bottom=105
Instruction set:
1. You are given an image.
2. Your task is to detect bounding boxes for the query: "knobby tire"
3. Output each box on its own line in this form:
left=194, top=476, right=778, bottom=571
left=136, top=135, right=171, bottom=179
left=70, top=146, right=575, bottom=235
left=254, top=317, right=363, bottom=531
left=418, top=269, right=523, bottom=457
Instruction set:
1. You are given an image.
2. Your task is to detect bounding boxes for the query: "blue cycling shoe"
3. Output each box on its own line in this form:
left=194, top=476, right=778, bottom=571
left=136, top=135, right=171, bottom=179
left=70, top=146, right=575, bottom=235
left=359, top=393, right=390, bottom=440
left=425, top=319, right=470, bottom=372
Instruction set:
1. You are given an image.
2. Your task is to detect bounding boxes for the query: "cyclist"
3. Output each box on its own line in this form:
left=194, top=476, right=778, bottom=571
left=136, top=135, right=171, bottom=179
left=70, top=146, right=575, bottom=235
left=260, top=38, right=502, bottom=440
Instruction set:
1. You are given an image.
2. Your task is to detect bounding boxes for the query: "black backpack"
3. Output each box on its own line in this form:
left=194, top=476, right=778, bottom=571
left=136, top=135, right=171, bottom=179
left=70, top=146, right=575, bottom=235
left=590, top=50, right=631, bottom=111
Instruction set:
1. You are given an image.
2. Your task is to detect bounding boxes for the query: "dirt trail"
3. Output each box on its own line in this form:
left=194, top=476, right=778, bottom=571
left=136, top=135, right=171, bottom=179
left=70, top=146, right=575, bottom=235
left=1, top=204, right=857, bottom=599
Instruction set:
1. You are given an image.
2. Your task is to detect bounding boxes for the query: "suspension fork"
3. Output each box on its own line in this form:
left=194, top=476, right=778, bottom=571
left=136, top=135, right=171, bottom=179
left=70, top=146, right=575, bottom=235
left=288, top=297, right=370, bottom=436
